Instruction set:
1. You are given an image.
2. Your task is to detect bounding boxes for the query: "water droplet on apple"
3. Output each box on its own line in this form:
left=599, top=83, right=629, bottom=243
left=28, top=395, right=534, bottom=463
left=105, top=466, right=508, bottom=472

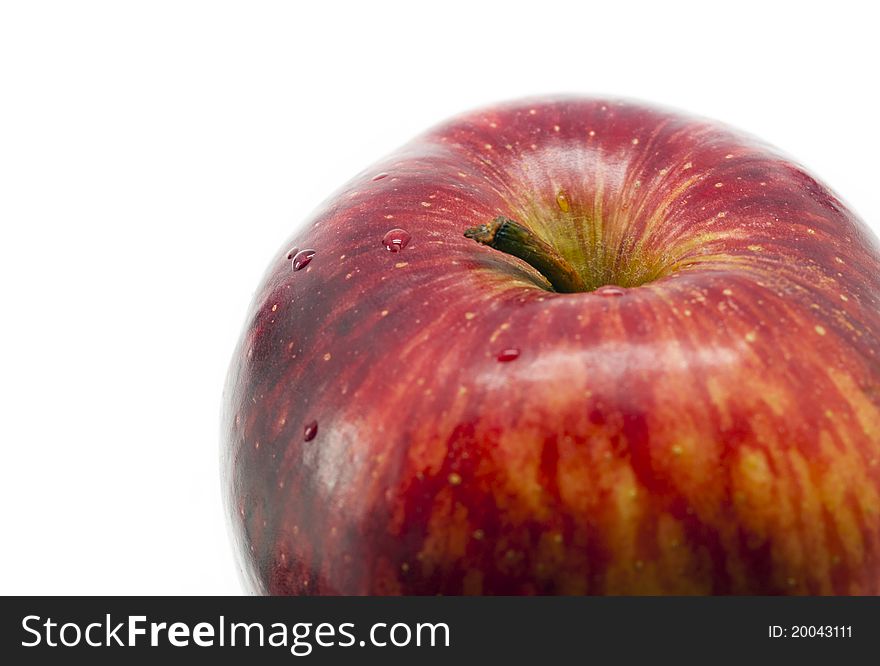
left=372, top=172, right=389, bottom=181
left=497, top=348, right=520, bottom=362
left=292, top=249, right=316, bottom=271
left=303, top=420, right=318, bottom=441
left=594, top=285, right=625, bottom=297
left=556, top=189, right=571, bottom=213
left=382, top=228, right=411, bottom=252
left=286, top=246, right=299, bottom=260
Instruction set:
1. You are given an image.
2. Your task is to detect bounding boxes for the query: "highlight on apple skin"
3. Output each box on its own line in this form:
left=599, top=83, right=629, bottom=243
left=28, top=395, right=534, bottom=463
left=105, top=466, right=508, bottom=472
left=222, top=97, right=880, bottom=595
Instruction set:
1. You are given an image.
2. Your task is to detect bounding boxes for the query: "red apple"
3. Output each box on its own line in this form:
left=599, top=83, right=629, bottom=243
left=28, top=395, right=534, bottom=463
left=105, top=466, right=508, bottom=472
left=222, top=97, right=880, bottom=594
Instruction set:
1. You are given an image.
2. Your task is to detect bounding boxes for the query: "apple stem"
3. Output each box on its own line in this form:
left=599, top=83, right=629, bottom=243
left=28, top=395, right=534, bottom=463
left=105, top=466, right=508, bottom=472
left=464, top=216, right=587, bottom=293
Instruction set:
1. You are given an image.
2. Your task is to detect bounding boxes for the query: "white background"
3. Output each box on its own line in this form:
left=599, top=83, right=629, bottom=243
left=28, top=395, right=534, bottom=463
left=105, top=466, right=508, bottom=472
left=1, top=1, right=877, bottom=594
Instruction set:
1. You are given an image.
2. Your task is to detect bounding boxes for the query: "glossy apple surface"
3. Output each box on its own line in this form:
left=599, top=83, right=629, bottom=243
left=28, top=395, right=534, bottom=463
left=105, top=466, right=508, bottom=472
left=222, top=97, right=880, bottom=594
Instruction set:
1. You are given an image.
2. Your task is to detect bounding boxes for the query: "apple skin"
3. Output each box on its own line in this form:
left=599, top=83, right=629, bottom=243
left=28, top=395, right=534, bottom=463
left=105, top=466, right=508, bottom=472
left=222, top=97, right=880, bottom=595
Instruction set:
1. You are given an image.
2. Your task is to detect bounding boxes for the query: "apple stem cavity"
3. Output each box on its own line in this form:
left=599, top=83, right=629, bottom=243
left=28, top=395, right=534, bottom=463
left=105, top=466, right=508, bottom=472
left=464, top=216, right=588, bottom=293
